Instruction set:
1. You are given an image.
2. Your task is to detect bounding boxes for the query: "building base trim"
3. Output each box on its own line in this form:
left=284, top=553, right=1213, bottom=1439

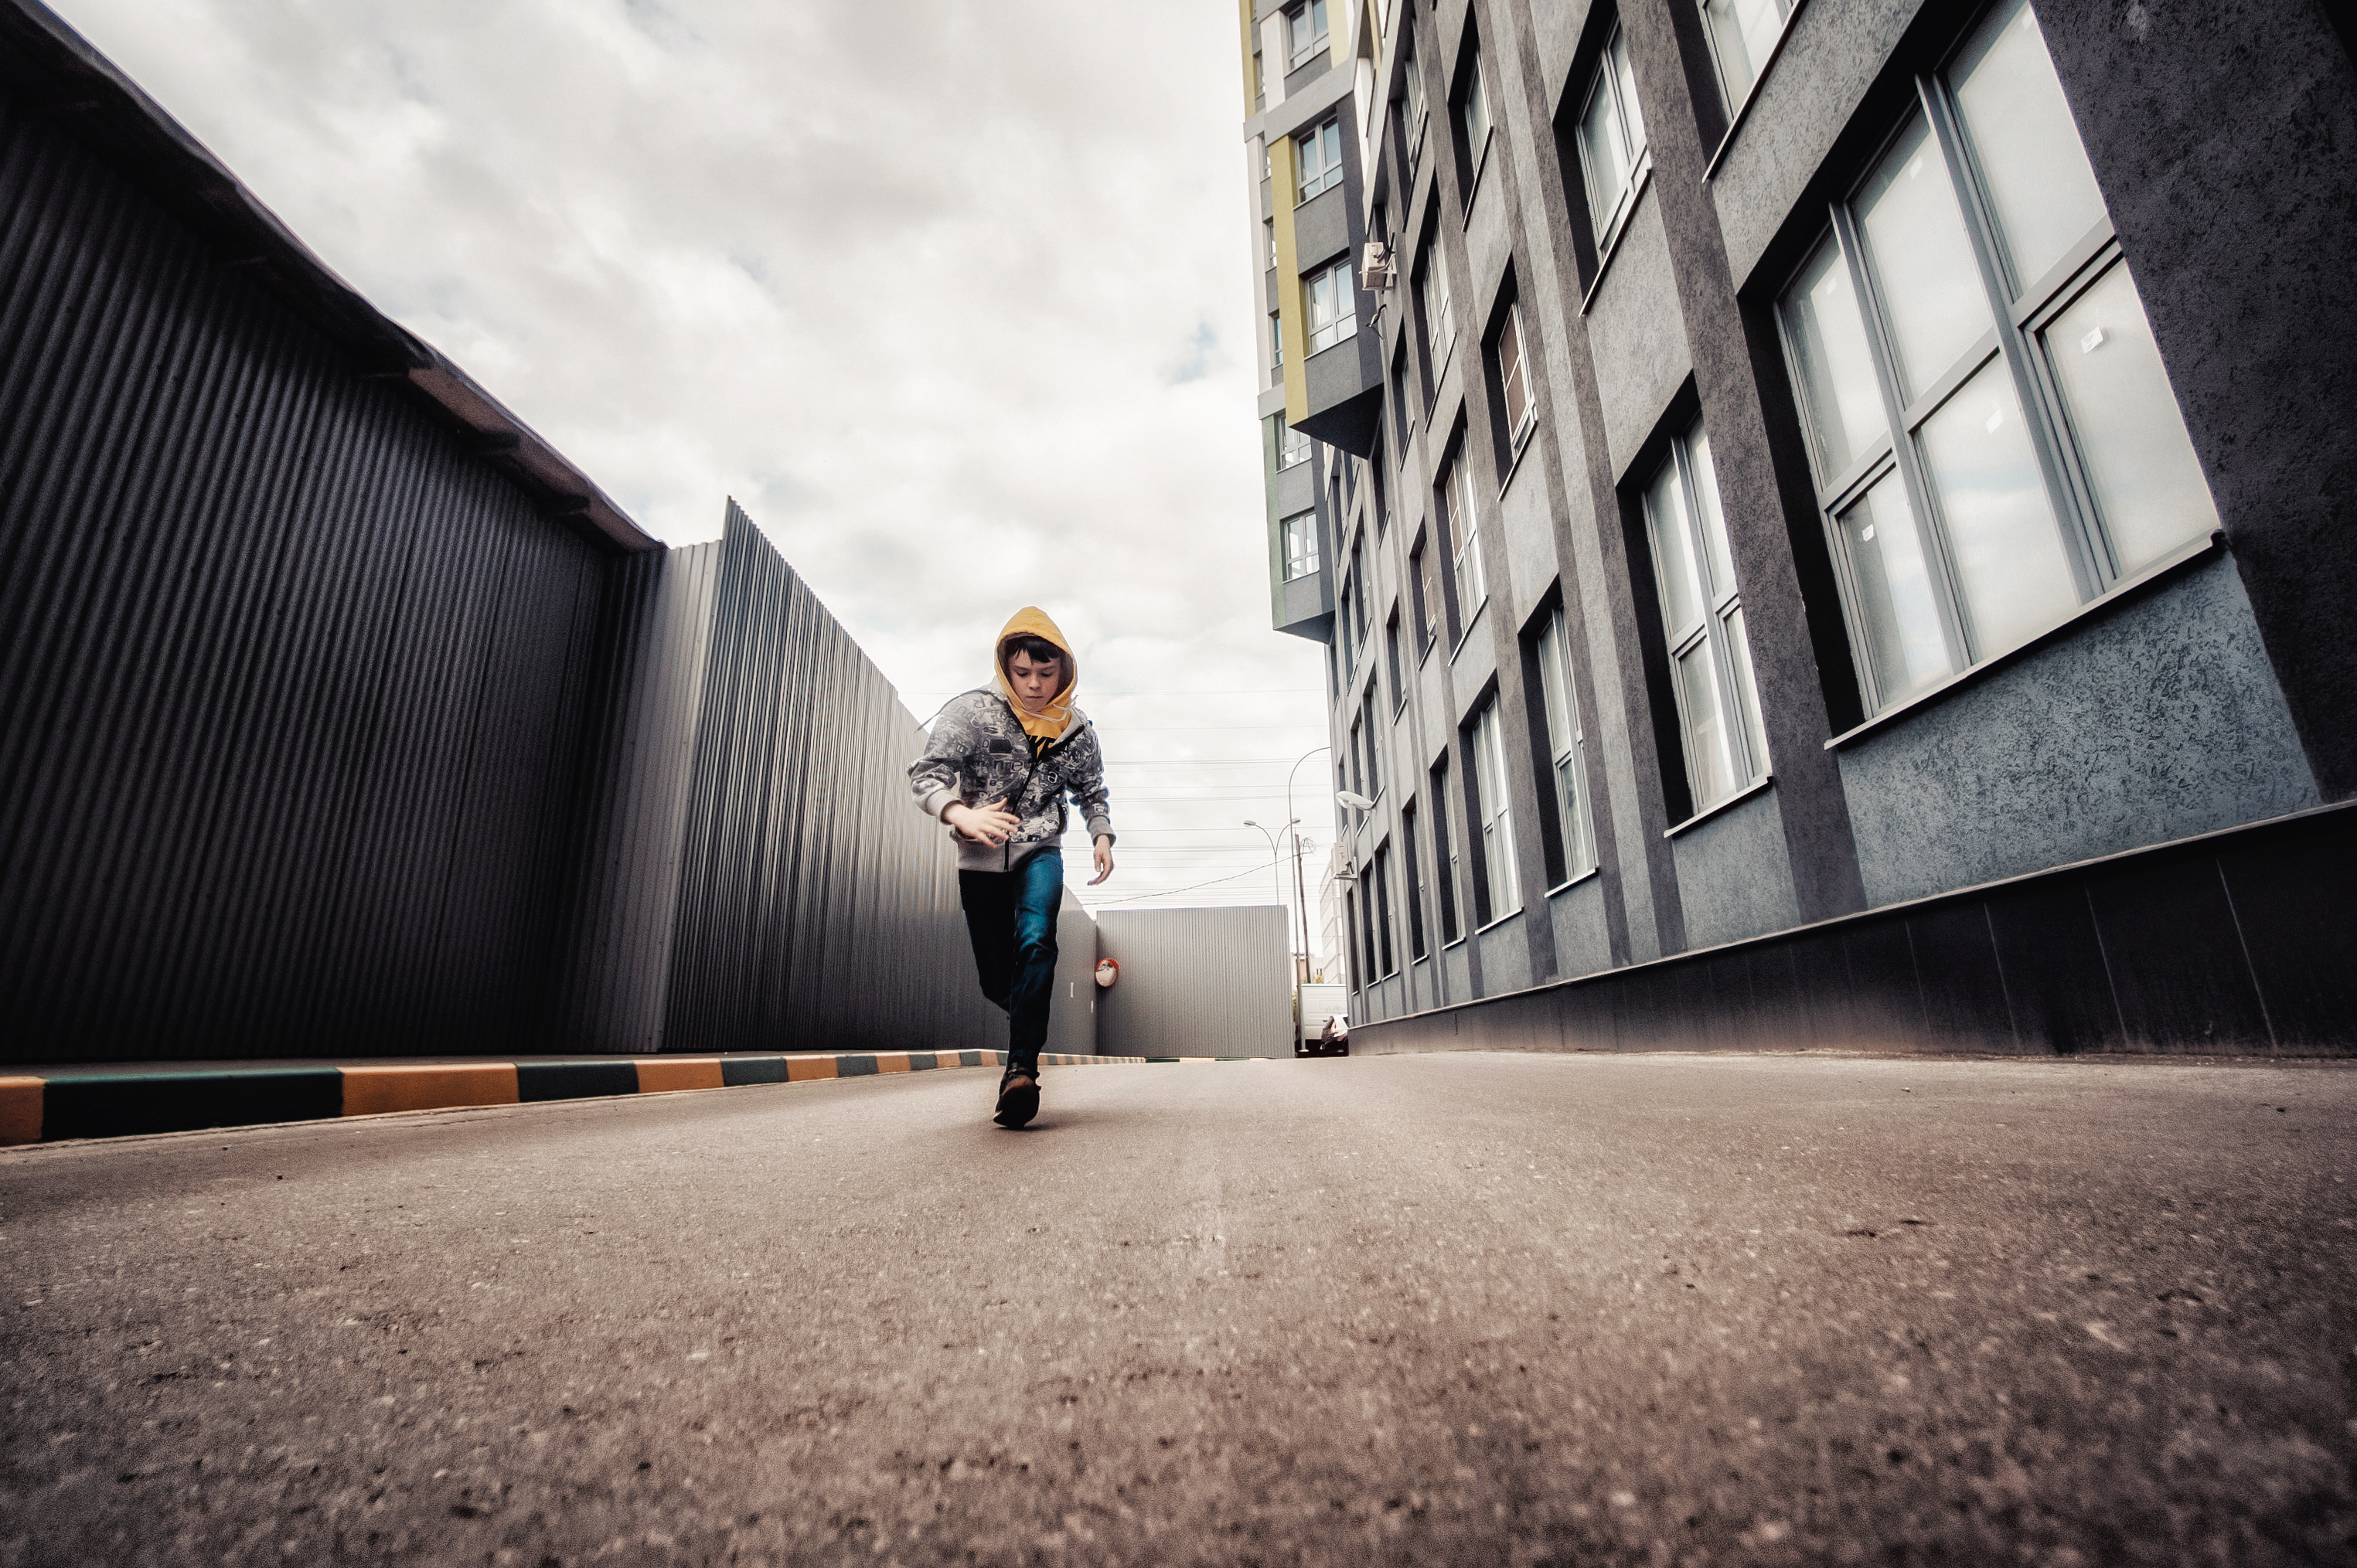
left=1352, top=798, right=2357, bottom=1059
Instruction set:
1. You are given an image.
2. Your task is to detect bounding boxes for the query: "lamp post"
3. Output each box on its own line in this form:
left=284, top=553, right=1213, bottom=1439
left=1241, top=818, right=1297, bottom=934
left=1285, top=746, right=1331, bottom=985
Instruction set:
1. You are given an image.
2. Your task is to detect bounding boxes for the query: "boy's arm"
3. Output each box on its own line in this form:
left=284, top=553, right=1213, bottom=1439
left=1069, top=728, right=1114, bottom=845
left=908, top=697, right=974, bottom=821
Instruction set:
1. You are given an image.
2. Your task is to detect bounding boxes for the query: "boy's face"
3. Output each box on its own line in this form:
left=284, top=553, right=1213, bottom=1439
left=1006, top=651, right=1063, bottom=709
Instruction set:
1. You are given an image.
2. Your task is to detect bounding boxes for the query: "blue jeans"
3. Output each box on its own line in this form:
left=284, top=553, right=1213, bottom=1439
left=958, top=849, right=1062, bottom=1077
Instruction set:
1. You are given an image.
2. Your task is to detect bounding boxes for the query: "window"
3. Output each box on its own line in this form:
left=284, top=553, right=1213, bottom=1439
left=1390, top=341, right=1414, bottom=446
left=1297, top=118, right=1344, bottom=203
left=1431, top=757, right=1462, bottom=943
left=1385, top=610, right=1405, bottom=707
left=1699, top=0, right=1797, bottom=117
left=1288, top=0, right=1330, bottom=70
left=1254, top=49, right=1265, bottom=102
left=1438, top=444, right=1486, bottom=624
left=1282, top=509, right=1320, bottom=580
left=1493, top=301, right=1536, bottom=449
left=1470, top=700, right=1521, bottom=924
left=1265, top=218, right=1276, bottom=268
left=1402, top=800, right=1429, bottom=960
left=1534, top=607, right=1598, bottom=882
left=1347, top=715, right=1364, bottom=797
left=1411, top=532, right=1441, bottom=655
left=1369, top=439, right=1390, bottom=534
left=1361, top=685, right=1381, bottom=798
left=1348, top=575, right=1367, bottom=674
left=1269, top=310, right=1283, bottom=378
left=1306, top=257, right=1359, bottom=353
left=1349, top=539, right=1370, bottom=648
left=1371, top=840, right=1397, bottom=978
left=1574, top=22, right=1650, bottom=253
left=1402, top=40, right=1429, bottom=172
left=1277, top=413, right=1313, bottom=469
left=1346, top=887, right=1364, bottom=991
left=1773, top=0, right=2217, bottom=718
left=1417, top=243, right=1456, bottom=381
left=1456, top=49, right=1493, bottom=190
left=1643, top=417, right=1768, bottom=811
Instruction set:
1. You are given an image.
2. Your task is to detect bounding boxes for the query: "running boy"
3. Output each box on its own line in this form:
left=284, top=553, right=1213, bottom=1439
left=908, top=609, right=1114, bottom=1128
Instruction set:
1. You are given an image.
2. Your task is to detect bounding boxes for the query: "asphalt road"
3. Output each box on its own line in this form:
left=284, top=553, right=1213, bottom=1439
left=3, top=1052, right=2353, bottom=1566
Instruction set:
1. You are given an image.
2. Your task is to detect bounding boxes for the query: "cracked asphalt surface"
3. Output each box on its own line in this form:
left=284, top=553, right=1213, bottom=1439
left=3, top=1051, right=2353, bottom=1566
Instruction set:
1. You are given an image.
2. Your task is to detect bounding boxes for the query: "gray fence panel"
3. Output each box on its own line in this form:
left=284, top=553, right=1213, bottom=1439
left=661, top=504, right=996, bottom=1056
left=0, top=90, right=607, bottom=1063
left=1094, top=906, right=1292, bottom=1058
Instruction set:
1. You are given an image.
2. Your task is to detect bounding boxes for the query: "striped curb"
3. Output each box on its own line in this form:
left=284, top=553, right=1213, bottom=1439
left=0, top=1049, right=1157, bottom=1147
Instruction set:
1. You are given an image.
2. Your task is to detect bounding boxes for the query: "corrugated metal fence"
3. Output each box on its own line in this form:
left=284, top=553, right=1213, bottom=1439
left=0, top=66, right=1002, bottom=1065
left=1094, top=906, right=1292, bottom=1058
left=662, top=505, right=996, bottom=1056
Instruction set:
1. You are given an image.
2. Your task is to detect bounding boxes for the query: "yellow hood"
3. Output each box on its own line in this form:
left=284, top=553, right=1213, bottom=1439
left=991, top=607, right=1078, bottom=741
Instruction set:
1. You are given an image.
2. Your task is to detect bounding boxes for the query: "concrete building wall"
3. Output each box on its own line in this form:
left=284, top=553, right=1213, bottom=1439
left=1240, top=0, right=2357, bottom=1058
left=1094, top=906, right=1293, bottom=1058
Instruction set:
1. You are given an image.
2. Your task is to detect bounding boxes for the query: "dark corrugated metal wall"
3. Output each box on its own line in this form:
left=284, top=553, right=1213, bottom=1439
left=0, top=81, right=1001, bottom=1066
left=0, top=91, right=605, bottom=1063
left=553, top=542, right=722, bottom=1053
left=662, top=504, right=997, bottom=1055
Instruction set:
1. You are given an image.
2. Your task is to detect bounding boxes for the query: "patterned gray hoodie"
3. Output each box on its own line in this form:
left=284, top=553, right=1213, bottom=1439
left=908, top=691, right=1114, bottom=873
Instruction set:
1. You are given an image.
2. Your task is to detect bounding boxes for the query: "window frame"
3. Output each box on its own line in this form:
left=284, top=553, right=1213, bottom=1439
left=1492, top=300, right=1538, bottom=453
left=1371, top=837, right=1397, bottom=979
left=1573, top=22, right=1651, bottom=257
left=1415, top=241, right=1456, bottom=392
left=1296, top=117, right=1344, bottom=204
left=1697, top=0, right=1800, bottom=126
left=1385, top=607, right=1405, bottom=712
left=1456, top=46, right=1494, bottom=203
left=1280, top=508, right=1320, bottom=581
left=1276, top=413, right=1313, bottom=470
left=1410, top=531, right=1440, bottom=659
left=1534, top=606, right=1599, bottom=884
left=1402, top=798, right=1429, bottom=961
left=1287, top=0, right=1330, bottom=71
left=1437, top=438, right=1487, bottom=637
left=1772, top=0, right=2218, bottom=721
left=1305, top=255, right=1361, bottom=355
left=1642, top=417, right=1769, bottom=814
left=1469, top=699, right=1522, bottom=927
left=1430, top=756, right=1463, bottom=944
left=1402, top=38, right=1430, bottom=176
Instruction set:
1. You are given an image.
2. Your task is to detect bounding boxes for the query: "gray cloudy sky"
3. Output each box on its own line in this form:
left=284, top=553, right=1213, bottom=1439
left=54, top=0, right=1337, bottom=929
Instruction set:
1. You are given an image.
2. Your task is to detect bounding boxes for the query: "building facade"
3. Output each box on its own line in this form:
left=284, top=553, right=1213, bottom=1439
left=1241, top=0, right=2357, bottom=1054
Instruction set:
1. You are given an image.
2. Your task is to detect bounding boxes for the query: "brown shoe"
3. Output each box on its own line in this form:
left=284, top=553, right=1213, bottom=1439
left=993, top=1070, right=1039, bottom=1128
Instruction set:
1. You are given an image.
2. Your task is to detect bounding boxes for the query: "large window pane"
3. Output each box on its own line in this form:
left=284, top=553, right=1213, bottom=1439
left=1688, top=430, right=1735, bottom=599
left=1838, top=474, right=1950, bottom=702
left=1609, top=29, right=1647, bottom=155
left=1857, top=117, right=1992, bottom=403
left=1723, top=605, right=1767, bottom=774
left=1676, top=643, right=1737, bottom=806
left=1915, top=361, right=2078, bottom=657
left=1701, top=0, right=1790, bottom=110
left=2043, top=260, right=2218, bottom=576
left=1781, top=237, right=1889, bottom=476
left=1950, top=0, right=2107, bottom=293
left=1644, top=459, right=1704, bottom=634
left=1578, top=80, right=1630, bottom=237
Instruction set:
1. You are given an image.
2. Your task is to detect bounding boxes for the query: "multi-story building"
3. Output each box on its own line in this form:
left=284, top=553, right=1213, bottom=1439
left=1241, top=0, right=2357, bottom=1054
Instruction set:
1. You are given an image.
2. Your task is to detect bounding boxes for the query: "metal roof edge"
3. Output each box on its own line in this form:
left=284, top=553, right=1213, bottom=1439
left=0, top=0, right=660, bottom=555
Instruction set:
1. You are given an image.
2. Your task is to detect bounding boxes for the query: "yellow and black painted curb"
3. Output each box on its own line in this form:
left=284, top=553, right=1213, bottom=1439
left=0, top=1049, right=1199, bottom=1147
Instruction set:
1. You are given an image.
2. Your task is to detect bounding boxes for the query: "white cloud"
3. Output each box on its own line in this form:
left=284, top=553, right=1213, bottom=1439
left=50, top=0, right=1336, bottom=924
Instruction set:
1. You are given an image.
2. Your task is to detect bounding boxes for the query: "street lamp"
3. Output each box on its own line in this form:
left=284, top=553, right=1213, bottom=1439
left=1284, top=746, right=1332, bottom=985
left=1241, top=818, right=1297, bottom=916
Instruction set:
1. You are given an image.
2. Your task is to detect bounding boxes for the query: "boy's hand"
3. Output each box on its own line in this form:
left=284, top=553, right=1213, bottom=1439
left=945, top=798, right=1019, bottom=846
left=1089, top=835, right=1115, bottom=886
